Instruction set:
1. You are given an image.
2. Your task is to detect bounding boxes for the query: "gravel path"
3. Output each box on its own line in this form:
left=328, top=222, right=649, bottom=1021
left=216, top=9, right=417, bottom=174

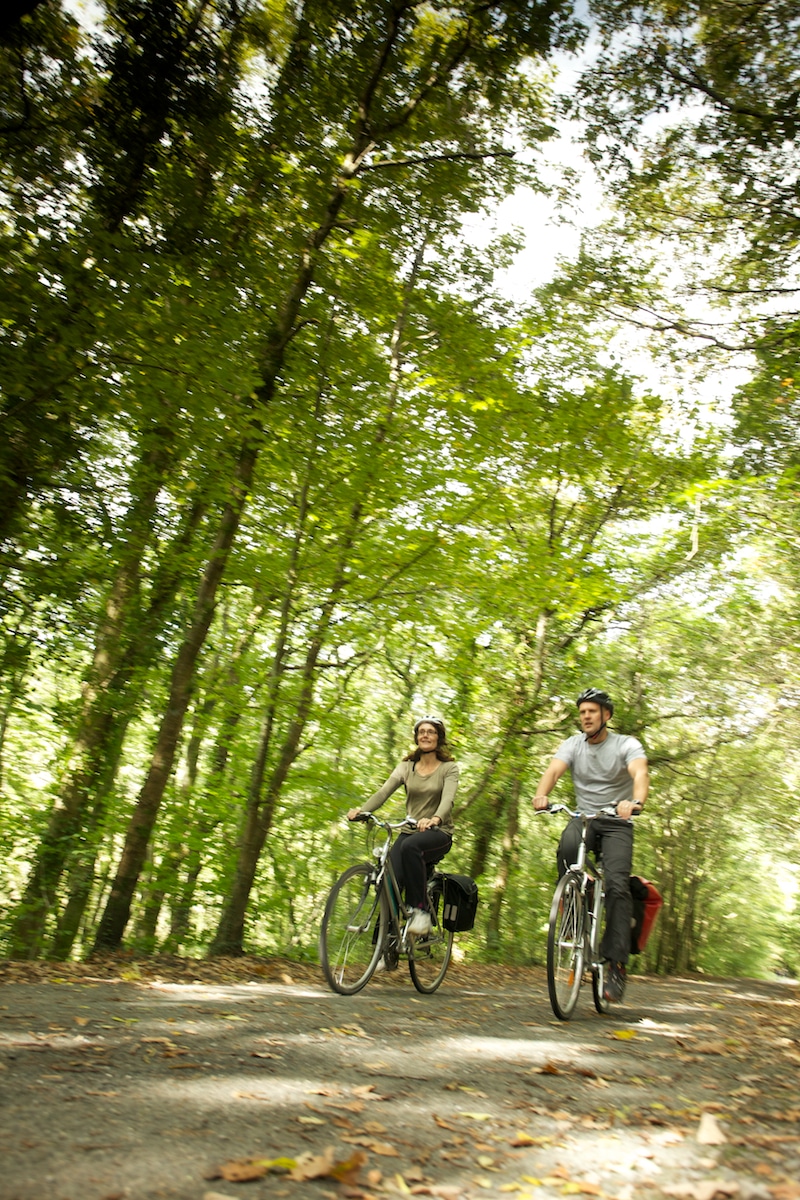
left=0, top=959, right=798, bottom=1200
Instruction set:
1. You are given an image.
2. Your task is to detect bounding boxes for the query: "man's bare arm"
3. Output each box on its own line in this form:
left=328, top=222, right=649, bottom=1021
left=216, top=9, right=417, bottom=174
left=617, top=757, right=649, bottom=819
left=533, top=757, right=569, bottom=810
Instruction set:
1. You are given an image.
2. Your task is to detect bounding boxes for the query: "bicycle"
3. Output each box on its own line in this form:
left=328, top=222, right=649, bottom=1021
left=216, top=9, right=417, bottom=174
left=538, top=804, right=619, bottom=1020
left=319, top=813, right=454, bottom=996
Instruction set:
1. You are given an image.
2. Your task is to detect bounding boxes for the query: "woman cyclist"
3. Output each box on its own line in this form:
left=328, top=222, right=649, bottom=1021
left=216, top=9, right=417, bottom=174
left=347, top=716, right=457, bottom=936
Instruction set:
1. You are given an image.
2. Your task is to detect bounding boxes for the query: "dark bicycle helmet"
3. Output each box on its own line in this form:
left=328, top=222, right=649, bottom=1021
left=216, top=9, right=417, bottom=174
left=576, top=688, right=614, bottom=716
left=413, top=715, right=447, bottom=744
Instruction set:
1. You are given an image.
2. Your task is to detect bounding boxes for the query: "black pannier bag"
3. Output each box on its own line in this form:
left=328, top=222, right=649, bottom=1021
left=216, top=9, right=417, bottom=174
left=435, top=872, right=479, bottom=933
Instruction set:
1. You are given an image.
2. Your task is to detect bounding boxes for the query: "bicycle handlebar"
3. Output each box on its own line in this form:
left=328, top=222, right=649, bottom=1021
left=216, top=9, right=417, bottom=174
left=536, top=804, right=620, bottom=819
left=348, top=812, right=419, bottom=831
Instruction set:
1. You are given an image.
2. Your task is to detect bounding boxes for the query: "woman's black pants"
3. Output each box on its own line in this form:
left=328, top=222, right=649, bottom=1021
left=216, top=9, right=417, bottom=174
left=389, top=828, right=452, bottom=911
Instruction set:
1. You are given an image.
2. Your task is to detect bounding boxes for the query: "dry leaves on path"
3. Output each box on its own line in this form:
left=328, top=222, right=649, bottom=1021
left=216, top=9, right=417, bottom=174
left=208, top=1145, right=368, bottom=1184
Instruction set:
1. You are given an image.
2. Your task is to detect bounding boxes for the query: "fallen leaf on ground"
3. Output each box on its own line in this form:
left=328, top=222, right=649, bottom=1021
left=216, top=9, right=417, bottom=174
left=216, top=1155, right=296, bottom=1181
left=290, top=1147, right=367, bottom=1183
left=662, top=1183, right=738, bottom=1200
left=434, top=1115, right=459, bottom=1131
left=697, top=1113, right=727, bottom=1145
left=341, top=1136, right=399, bottom=1156
left=509, top=1132, right=553, bottom=1147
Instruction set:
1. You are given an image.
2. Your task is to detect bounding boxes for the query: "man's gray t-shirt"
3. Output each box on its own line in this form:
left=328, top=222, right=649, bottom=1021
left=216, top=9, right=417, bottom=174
left=554, top=731, right=646, bottom=815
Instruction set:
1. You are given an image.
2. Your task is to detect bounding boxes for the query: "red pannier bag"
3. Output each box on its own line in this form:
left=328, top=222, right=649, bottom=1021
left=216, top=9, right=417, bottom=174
left=629, top=875, right=663, bottom=954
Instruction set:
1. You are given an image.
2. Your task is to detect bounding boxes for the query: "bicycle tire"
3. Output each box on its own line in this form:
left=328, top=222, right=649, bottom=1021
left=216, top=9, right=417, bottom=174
left=408, top=885, right=453, bottom=994
left=319, top=863, right=386, bottom=995
left=547, top=872, right=585, bottom=1020
left=591, top=892, right=611, bottom=1015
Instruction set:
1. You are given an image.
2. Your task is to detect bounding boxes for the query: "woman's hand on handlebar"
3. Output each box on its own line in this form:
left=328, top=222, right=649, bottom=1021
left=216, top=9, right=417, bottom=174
left=347, top=808, right=368, bottom=822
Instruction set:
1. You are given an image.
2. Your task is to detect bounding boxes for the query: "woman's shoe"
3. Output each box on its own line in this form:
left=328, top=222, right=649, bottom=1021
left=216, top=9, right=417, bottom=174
left=408, top=908, right=432, bottom=937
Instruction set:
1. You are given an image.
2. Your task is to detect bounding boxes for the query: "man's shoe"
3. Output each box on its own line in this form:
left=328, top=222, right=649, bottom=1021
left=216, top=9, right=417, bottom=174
left=604, top=961, right=627, bottom=1003
left=407, top=908, right=432, bottom=937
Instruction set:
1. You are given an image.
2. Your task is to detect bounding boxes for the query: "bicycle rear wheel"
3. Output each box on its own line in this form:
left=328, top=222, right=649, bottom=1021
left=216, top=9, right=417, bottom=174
left=319, top=864, right=385, bottom=995
left=547, top=872, right=585, bottom=1020
left=591, top=892, right=611, bottom=1015
left=408, top=888, right=453, bottom=994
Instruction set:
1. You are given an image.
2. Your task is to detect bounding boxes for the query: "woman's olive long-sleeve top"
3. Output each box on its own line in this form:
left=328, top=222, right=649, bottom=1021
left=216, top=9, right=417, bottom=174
left=361, top=759, right=458, bottom=834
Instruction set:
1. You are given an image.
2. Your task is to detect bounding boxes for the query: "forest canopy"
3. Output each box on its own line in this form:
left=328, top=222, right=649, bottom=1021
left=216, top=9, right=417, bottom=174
left=1, top=0, right=798, bottom=979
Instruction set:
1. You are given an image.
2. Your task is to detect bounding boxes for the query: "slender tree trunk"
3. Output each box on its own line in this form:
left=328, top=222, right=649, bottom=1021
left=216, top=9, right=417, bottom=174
left=0, top=641, right=32, bottom=791
left=207, top=228, right=432, bottom=958
left=7, top=429, right=182, bottom=957
left=92, top=435, right=258, bottom=952
left=208, top=573, right=349, bottom=955
left=133, top=702, right=212, bottom=950
left=91, top=89, right=378, bottom=953
left=48, top=713, right=132, bottom=960
left=485, top=776, right=521, bottom=956
left=166, top=670, right=252, bottom=948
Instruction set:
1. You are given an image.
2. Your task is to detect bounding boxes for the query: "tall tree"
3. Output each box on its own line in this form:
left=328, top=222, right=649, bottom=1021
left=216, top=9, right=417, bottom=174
left=88, top=0, right=583, bottom=952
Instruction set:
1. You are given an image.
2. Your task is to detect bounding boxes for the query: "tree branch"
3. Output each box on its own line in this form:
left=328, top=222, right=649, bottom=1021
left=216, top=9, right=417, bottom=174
left=358, top=147, right=515, bottom=172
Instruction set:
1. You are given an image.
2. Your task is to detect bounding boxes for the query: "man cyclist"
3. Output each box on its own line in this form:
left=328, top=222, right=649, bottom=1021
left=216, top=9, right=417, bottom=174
left=533, top=688, right=649, bottom=1002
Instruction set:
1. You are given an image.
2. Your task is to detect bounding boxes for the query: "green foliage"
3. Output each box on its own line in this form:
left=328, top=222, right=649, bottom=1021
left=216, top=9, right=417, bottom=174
left=1, top=0, right=798, bottom=977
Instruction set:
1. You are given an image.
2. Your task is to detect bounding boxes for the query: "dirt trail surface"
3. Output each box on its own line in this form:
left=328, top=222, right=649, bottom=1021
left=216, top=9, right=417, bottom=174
left=0, top=958, right=798, bottom=1200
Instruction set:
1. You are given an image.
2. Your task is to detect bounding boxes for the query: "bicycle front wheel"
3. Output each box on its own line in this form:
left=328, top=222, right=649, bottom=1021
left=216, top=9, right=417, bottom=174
left=319, top=864, right=385, bottom=995
left=547, top=872, right=585, bottom=1020
left=591, top=892, right=611, bottom=1015
left=408, top=908, right=454, bottom=994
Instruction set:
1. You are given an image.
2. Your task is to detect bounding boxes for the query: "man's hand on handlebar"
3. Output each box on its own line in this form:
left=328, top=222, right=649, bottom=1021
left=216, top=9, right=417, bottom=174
left=533, top=796, right=550, bottom=811
left=615, top=800, right=641, bottom=820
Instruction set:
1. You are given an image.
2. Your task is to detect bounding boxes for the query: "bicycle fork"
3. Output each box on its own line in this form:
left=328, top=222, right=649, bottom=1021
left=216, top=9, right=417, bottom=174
left=584, top=869, right=605, bottom=969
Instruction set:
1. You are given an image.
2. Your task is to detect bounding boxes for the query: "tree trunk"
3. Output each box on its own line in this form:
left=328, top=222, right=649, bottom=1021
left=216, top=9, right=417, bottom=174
left=7, top=427, right=185, bottom=958
left=485, top=776, right=521, bottom=957
left=208, top=579, right=348, bottom=956
left=207, top=227, right=433, bottom=958
left=92, top=435, right=258, bottom=952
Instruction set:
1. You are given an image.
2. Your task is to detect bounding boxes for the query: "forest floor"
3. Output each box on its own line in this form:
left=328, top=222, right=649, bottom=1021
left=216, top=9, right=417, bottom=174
left=0, top=956, right=798, bottom=1200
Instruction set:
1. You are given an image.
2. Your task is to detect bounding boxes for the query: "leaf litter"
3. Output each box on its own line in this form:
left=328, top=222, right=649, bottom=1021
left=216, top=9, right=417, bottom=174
left=1, top=958, right=799, bottom=1199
